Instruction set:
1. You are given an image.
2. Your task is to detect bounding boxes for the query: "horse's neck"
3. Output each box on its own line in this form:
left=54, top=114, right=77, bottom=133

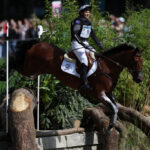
left=104, top=51, right=131, bottom=82
left=109, top=51, right=131, bottom=68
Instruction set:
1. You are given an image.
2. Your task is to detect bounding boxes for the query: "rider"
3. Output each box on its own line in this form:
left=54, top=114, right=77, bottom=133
left=71, top=4, right=104, bottom=91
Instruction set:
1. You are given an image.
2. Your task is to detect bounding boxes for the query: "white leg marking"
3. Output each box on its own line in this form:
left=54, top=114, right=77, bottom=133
left=101, top=92, right=118, bottom=123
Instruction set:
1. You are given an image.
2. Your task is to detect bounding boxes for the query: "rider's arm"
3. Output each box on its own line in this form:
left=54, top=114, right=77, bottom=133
left=90, top=27, right=104, bottom=50
left=72, top=21, right=88, bottom=48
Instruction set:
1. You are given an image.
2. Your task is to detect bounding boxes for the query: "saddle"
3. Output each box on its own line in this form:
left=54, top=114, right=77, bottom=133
left=64, top=51, right=96, bottom=74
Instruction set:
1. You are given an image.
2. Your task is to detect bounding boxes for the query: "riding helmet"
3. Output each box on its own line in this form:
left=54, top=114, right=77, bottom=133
left=78, top=4, right=92, bottom=14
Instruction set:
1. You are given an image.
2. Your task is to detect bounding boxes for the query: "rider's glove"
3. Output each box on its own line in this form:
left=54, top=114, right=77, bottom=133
left=83, top=44, right=90, bottom=49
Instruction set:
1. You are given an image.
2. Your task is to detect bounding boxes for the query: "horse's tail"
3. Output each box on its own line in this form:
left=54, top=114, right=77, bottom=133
left=9, top=39, right=39, bottom=71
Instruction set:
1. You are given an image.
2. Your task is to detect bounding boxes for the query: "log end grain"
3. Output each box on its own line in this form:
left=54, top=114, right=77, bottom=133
left=10, top=92, right=30, bottom=112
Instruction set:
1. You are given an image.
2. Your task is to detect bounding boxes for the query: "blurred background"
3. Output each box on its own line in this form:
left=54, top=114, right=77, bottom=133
left=0, top=0, right=150, bottom=20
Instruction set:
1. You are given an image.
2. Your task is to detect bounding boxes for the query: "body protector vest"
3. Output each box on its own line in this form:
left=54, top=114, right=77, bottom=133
left=71, top=16, right=103, bottom=49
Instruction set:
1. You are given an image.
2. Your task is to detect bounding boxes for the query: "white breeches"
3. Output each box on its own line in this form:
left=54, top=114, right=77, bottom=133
left=72, top=40, right=95, bottom=66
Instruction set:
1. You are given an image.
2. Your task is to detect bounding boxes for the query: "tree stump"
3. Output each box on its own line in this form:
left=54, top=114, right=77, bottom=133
left=8, top=88, right=40, bottom=150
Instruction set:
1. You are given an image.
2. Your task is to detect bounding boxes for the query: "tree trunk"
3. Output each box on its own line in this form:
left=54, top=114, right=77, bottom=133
left=8, top=88, right=40, bottom=150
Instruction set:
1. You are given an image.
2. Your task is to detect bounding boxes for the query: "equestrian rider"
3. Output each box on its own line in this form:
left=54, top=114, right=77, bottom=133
left=71, top=4, right=104, bottom=91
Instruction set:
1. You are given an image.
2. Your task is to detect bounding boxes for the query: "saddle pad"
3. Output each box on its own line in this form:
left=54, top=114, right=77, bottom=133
left=64, top=51, right=96, bottom=63
left=61, top=59, right=97, bottom=78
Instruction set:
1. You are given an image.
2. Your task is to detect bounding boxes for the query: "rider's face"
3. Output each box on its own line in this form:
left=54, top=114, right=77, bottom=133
left=83, top=10, right=90, bottom=19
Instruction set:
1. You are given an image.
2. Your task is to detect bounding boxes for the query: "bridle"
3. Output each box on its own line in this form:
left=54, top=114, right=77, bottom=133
left=97, top=53, right=124, bottom=69
left=95, top=48, right=142, bottom=80
left=99, top=49, right=141, bottom=69
left=129, top=50, right=142, bottom=73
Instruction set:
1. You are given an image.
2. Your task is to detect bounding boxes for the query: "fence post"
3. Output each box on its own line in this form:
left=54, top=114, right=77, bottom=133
left=6, top=22, right=9, bottom=133
left=37, top=25, right=44, bottom=131
left=37, top=75, right=40, bottom=131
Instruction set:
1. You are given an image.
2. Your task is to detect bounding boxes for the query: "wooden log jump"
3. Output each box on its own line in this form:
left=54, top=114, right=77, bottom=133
left=8, top=88, right=40, bottom=150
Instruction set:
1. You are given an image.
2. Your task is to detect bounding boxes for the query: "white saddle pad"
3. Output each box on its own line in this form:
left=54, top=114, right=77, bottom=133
left=61, top=59, right=97, bottom=78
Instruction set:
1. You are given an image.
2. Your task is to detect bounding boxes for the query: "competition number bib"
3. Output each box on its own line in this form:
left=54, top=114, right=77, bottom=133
left=80, top=25, right=91, bottom=38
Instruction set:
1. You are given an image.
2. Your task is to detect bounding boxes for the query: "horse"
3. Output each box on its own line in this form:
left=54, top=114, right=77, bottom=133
left=10, top=39, right=143, bottom=130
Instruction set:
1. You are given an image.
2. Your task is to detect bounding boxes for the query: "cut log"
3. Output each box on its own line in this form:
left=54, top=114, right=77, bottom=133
left=83, top=107, right=119, bottom=150
left=94, top=103, right=150, bottom=137
left=36, top=128, right=85, bottom=137
left=8, top=88, right=40, bottom=150
left=117, top=103, right=150, bottom=137
left=99, top=128, right=118, bottom=150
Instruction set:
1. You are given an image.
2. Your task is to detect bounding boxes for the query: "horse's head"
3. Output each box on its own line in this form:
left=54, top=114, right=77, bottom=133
left=128, top=48, right=144, bottom=83
left=97, top=44, right=144, bottom=84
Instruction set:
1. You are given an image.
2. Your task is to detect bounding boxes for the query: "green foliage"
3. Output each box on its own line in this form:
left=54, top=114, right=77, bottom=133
left=114, top=70, right=143, bottom=107
left=125, top=9, right=150, bottom=49
left=119, top=122, right=150, bottom=150
left=113, top=9, right=150, bottom=109
left=0, top=71, right=37, bottom=100
left=40, top=75, right=60, bottom=105
left=42, top=0, right=78, bottom=51
left=0, top=59, right=6, bottom=98
left=40, top=84, right=94, bottom=129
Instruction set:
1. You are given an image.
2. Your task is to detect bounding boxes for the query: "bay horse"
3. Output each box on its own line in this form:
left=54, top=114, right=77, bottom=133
left=10, top=39, right=143, bottom=130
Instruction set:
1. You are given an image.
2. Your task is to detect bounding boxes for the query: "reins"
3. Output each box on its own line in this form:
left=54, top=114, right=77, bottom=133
left=92, top=48, right=139, bottom=73
left=88, top=48, right=140, bottom=83
left=97, top=53, right=125, bottom=69
left=70, top=46, right=125, bottom=69
left=70, top=46, right=139, bottom=73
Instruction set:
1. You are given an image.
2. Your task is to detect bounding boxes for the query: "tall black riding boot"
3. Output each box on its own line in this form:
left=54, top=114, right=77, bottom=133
left=80, top=63, right=92, bottom=91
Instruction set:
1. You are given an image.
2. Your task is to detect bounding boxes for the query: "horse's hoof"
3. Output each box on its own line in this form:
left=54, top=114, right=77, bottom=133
left=107, top=124, right=114, bottom=131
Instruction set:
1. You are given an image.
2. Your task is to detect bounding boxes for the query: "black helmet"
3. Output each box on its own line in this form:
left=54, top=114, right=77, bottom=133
left=78, top=4, right=92, bottom=14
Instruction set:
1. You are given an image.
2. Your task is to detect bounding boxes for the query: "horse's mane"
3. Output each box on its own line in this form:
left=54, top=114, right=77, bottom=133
left=103, top=44, right=135, bottom=56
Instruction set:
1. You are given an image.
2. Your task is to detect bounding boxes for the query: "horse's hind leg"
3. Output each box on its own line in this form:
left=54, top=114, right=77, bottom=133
left=99, top=91, right=118, bottom=130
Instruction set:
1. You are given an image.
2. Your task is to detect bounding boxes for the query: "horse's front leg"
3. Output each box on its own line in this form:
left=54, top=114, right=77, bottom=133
left=107, top=92, right=118, bottom=130
left=99, top=91, right=118, bottom=131
left=107, top=92, right=118, bottom=110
